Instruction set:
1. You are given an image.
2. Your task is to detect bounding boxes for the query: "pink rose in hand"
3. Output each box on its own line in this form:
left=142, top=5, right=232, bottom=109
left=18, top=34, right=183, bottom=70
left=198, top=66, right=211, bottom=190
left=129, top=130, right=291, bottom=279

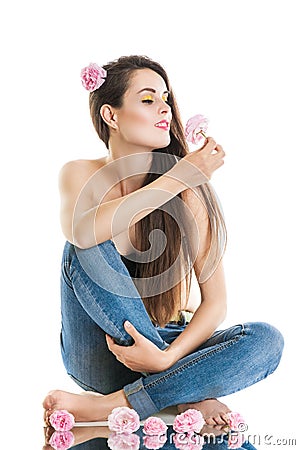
left=227, top=411, right=246, bottom=431
left=143, top=416, right=168, bottom=436
left=185, top=114, right=209, bottom=145
left=49, top=430, right=75, bottom=450
left=108, top=406, right=140, bottom=434
left=143, top=433, right=168, bottom=449
left=107, top=432, right=140, bottom=450
left=81, top=63, right=107, bottom=92
left=173, top=409, right=205, bottom=434
left=49, top=410, right=75, bottom=432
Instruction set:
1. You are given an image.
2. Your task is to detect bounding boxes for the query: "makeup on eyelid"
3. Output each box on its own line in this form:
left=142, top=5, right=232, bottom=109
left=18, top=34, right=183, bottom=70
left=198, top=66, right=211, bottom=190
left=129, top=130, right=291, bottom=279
left=141, top=94, right=169, bottom=103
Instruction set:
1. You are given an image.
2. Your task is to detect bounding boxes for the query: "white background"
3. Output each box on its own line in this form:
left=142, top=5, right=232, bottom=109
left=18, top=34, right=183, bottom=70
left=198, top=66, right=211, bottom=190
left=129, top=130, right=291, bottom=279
left=1, top=1, right=299, bottom=448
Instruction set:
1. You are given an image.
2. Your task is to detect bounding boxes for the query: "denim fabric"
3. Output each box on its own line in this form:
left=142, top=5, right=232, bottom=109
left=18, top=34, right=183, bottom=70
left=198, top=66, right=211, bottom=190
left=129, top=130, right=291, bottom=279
left=60, top=239, right=284, bottom=419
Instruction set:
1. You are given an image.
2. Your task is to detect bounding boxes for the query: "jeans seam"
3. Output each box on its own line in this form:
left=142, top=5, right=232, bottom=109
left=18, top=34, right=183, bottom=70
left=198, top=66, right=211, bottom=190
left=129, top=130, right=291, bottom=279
left=146, top=335, right=242, bottom=388
left=61, top=262, right=73, bottom=288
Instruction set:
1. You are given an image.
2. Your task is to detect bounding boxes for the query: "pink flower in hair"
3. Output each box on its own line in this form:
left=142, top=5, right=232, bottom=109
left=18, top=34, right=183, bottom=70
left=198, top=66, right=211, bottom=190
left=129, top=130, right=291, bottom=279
left=185, top=114, right=209, bottom=145
left=143, top=433, right=168, bottom=449
left=143, top=416, right=168, bottom=436
left=49, top=410, right=75, bottom=432
left=107, top=432, right=140, bottom=450
left=81, top=63, right=107, bottom=92
left=108, top=406, right=140, bottom=434
left=173, top=409, right=205, bottom=434
left=49, top=430, right=75, bottom=450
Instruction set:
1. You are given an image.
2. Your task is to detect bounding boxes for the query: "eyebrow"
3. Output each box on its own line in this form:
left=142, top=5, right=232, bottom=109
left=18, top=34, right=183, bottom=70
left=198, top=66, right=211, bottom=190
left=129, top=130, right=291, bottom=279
left=137, top=88, right=170, bottom=95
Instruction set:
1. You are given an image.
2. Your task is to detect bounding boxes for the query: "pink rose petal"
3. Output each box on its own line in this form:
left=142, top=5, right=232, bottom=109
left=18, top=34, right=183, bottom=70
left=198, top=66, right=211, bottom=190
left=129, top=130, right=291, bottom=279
left=107, top=431, right=140, bottom=450
left=80, top=63, right=107, bottom=92
left=143, top=416, right=168, bottom=436
left=173, top=409, right=205, bottom=434
left=49, top=410, right=75, bottom=432
left=143, top=433, right=168, bottom=449
left=49, top=430, right=75, bottom=450
left=227, top=411, right=246, bottom=431
left=185, top=114, right=209, bottom=145
left=108, top=406, right=140, bottom=434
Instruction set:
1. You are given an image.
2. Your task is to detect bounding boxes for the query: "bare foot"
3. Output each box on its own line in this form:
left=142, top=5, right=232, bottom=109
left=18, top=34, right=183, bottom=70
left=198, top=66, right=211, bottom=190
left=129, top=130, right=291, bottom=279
left=177, top=398, right=231, bottom=426
left=43, top=389, right=130, bottom=425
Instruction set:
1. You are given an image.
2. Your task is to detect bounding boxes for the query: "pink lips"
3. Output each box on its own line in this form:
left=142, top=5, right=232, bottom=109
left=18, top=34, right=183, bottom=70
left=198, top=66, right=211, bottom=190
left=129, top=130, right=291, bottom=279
left=155, top=120, right=169, bottom=131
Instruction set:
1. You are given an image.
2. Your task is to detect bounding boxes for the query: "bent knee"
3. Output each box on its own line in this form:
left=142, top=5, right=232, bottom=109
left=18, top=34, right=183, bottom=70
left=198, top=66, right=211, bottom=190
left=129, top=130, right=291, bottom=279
left=245, top=321, right=284, bottom=360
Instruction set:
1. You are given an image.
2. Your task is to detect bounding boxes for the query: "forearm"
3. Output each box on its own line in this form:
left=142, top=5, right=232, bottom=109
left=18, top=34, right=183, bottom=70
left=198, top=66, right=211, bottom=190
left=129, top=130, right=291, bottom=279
left=163, top=300, right=227, bottom=367
left=74, top=167, right=208, bottom=249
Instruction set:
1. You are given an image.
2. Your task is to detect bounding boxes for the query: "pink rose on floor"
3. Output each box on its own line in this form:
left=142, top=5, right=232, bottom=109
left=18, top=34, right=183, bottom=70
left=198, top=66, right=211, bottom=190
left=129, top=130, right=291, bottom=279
left=108, top=406, right=140, bottom=434
left=227, top=411, right=246, bottom=431
left=107, top=432, right=140, bottom=450
left=185, top=114, right=209, bottom=145
left=81, top=63, right=107, bottom=92
left=143, top=433, right=168, bottom=449
left=173, top=431, right=204, bottom=450
left=228, top=430, right=246, bottom=449
left=49, top=430, right=75, bottom=450
left=49, top=410, right=75, bottom=432
left=143, top=416, right=168, bottom=436
left=173, top=409, right=205, bottom=434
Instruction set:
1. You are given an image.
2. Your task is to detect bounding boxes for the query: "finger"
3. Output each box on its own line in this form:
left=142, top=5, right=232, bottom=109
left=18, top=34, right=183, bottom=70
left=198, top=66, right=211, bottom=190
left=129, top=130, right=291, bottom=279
left=105, top=334, right=118, bottom=352
left=214, top=145, right=226, bottom=157
left=200, top=137, right=217, bottom=154
left=124, top=321, right=141, bottom=343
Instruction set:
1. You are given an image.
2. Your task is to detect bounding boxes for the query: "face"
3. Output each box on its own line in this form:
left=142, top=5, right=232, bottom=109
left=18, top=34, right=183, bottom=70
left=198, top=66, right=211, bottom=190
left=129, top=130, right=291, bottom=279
left=114, top=68, right=172, bottom=150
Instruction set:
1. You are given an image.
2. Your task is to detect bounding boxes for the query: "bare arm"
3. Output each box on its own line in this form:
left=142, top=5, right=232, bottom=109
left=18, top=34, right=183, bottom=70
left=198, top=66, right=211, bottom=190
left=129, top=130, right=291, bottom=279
left=59, top=137, right=225, bottom=248
left=164, top=261, right=227, bottom=364
left=106, top=259, right=227, bottom=373
left=163, top=190, right=227, bottom=365
left=105, top=188, right=227, bottom=373
left=59, top=159, right=207, bottom=248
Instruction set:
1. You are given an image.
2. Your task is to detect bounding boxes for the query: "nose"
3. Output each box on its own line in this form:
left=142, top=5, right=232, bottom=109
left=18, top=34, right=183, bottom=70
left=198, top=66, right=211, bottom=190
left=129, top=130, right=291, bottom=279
left=158, top=98, right=172, bottom=117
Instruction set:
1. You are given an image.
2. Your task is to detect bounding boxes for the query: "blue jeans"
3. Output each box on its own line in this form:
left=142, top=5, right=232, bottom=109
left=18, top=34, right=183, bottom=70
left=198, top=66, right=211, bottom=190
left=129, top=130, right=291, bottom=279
left=60, top=240, right=284, bottom=420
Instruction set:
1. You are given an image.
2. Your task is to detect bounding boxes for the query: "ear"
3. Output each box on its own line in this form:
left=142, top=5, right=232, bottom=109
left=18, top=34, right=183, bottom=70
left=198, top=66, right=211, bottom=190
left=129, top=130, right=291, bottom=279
left=100, top=104, right=118, bottom=130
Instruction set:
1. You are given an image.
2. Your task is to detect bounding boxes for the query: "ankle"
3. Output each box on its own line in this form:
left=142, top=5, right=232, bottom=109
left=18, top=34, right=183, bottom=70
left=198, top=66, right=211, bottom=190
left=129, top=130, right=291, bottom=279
left=109, top=389, right=131, bottom=409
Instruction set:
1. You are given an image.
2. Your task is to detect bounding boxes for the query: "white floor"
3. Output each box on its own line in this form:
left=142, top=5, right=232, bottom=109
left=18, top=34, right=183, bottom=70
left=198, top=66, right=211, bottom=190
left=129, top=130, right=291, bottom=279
left=2, top=324, right=295, bottom=450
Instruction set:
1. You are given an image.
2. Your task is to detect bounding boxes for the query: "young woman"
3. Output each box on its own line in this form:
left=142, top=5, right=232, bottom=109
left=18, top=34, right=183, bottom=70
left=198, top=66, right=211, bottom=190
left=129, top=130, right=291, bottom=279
left=43, top=55, right=284, bottom=426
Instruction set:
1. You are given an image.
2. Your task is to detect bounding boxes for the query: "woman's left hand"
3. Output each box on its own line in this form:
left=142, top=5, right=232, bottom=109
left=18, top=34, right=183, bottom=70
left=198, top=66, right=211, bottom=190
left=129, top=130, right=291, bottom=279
left=105, top=321, right=171, bottom=373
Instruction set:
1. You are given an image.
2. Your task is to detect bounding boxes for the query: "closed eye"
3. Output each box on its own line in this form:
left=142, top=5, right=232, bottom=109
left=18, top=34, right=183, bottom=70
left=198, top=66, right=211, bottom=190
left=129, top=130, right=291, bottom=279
left=142, top=99, right=154, bottom=104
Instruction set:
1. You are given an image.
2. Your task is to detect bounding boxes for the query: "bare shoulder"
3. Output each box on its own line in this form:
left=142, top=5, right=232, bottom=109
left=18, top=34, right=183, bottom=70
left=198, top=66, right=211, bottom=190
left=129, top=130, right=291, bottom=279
left=58, top=157, right=107, bottom=192
left=59, top=157, right=106, bottom=179
left=181, top=187, right=208, bottom=221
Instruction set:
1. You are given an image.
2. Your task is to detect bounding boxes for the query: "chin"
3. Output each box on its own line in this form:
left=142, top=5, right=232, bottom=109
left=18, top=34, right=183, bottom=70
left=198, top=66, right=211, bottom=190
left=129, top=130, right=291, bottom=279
left=152, top=137, right=171, bottom=149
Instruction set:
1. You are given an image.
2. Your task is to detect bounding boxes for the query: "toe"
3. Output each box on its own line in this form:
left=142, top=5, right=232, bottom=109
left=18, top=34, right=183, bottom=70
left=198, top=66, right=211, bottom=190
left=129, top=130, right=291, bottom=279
left=213, top=414, right=227, bottom=425
left=205, top=417, right=216, bottom=426
left=42, top=390, right=57, bottom=410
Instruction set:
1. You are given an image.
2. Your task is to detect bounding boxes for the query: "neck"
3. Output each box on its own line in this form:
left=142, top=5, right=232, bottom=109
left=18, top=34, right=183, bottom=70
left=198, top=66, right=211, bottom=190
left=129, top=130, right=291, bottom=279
left=105, top=138, right=154, bottom=195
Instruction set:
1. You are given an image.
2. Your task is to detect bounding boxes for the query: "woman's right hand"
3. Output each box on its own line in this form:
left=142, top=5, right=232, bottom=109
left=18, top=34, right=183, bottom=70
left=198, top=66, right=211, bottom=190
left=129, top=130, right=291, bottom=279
left=169, top=137, right=225, bottom=188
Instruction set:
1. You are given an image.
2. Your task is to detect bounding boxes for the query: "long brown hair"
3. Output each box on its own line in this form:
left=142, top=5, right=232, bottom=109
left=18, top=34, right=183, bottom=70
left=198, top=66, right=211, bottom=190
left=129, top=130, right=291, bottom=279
left=89, top=55, right=227, bottom=327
